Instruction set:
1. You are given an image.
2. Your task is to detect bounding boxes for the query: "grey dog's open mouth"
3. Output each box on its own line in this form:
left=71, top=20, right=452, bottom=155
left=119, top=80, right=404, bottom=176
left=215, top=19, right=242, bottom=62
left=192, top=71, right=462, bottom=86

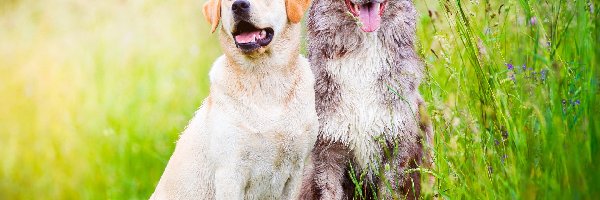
left=345, top=0, right=387, bottom=32
left=232, top=21, right=274, bottom=53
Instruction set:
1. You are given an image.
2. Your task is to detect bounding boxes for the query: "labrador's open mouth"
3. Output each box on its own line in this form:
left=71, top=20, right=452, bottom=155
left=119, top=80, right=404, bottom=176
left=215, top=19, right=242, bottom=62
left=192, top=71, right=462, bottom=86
left=345, top=0, right=387, bottom=32
left=233, top=21, right=274, bottom=53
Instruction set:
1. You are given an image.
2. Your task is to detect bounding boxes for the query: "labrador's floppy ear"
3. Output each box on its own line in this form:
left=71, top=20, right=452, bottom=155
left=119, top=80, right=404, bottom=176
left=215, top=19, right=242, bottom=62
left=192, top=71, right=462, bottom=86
left=203, top=0, right=221, bottom=33
left=286, top=0, right=311, bottom=23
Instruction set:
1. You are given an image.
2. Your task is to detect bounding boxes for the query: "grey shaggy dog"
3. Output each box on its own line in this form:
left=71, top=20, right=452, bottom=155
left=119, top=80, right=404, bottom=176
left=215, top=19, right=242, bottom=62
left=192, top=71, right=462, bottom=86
left=299, top=0, right=433, bottom=199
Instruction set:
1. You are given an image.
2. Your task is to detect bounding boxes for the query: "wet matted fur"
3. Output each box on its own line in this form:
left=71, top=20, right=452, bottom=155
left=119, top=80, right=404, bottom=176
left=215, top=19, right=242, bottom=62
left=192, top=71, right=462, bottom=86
left=299, top=0, right=433, bottom=199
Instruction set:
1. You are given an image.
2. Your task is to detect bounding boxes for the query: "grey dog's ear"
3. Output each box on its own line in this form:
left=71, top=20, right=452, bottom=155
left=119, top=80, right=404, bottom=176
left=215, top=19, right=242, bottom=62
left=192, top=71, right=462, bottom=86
left=286, top=0, right=311, bottom=23
left=203, top=0, right=221, bottom=33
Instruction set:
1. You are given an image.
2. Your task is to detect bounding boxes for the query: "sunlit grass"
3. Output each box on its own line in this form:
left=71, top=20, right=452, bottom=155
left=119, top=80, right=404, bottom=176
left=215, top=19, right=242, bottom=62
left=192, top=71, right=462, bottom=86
left=0, top=0, right=597, bottom=199
left=0, top=0, right=219, bottom=199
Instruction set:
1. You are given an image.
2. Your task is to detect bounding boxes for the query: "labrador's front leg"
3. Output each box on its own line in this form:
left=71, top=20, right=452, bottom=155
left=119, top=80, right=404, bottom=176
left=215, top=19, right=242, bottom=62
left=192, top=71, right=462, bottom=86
left=215, top=167, right=246, bottom=200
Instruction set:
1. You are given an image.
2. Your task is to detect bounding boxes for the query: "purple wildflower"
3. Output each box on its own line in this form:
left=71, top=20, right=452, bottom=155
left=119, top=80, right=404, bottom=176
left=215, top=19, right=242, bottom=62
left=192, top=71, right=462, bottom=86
left=506, top=63, right=514, bottom=70
left=540, top=69, right=548, bottom=81
left=530, top=17, right=537, bottom=26
left=522, top=64, right=527, bottom=71
left=573, top=100, right=581, bottom=106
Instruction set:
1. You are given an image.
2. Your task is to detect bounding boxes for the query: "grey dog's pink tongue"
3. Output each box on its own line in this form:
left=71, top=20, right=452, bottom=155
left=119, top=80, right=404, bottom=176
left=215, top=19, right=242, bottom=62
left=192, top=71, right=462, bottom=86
left=358, top=3, right=381, bottom=32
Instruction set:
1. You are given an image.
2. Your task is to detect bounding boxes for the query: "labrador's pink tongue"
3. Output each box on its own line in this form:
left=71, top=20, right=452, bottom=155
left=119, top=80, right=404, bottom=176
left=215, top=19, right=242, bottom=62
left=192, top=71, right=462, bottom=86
left=358, top=3, right=381, bottom=32
left=235, top=30, right=261, bottom=43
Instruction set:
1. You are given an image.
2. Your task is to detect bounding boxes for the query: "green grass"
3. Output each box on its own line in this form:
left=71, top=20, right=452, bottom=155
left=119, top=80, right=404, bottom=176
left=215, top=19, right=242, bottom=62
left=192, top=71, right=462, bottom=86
left=0, top=0, right=218, bottom=198
left=0, top=0, right=597, bottom=199
left=417, top=0, right=599, bottom=199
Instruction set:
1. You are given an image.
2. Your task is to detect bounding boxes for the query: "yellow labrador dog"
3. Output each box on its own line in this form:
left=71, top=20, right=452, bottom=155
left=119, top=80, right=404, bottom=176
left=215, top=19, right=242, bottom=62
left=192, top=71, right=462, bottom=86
left=151, top=0, right=315, bottom=199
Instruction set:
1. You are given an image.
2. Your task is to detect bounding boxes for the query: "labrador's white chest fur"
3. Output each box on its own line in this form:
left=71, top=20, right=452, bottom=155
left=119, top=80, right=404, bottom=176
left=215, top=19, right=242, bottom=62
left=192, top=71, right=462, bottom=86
left=151, top=56, right=318, bottom=200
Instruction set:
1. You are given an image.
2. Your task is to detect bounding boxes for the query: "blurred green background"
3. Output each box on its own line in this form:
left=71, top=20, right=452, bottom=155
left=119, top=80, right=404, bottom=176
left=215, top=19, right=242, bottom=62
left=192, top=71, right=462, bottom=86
left=0, top=0, right=598, bottom=199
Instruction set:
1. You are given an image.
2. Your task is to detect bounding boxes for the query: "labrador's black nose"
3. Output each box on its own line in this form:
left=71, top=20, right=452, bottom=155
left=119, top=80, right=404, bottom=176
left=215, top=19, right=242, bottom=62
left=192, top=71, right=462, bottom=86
left=232, top=0, right=251, bottom=15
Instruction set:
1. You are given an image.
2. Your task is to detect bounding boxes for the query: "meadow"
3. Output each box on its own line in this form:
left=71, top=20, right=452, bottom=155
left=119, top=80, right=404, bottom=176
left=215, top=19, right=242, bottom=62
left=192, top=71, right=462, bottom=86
left=0, top=0, right=598, bottom=199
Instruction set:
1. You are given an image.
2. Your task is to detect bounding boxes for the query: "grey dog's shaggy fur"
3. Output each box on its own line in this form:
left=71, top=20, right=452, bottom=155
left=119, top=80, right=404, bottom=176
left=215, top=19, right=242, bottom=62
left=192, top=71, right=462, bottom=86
left=299, top=0, right=433, bottom=199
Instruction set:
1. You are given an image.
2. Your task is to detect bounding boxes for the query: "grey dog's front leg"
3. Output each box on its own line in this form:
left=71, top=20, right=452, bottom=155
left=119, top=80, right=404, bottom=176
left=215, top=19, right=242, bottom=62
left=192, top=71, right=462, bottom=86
left=299, top=137, right=351, bottom=200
